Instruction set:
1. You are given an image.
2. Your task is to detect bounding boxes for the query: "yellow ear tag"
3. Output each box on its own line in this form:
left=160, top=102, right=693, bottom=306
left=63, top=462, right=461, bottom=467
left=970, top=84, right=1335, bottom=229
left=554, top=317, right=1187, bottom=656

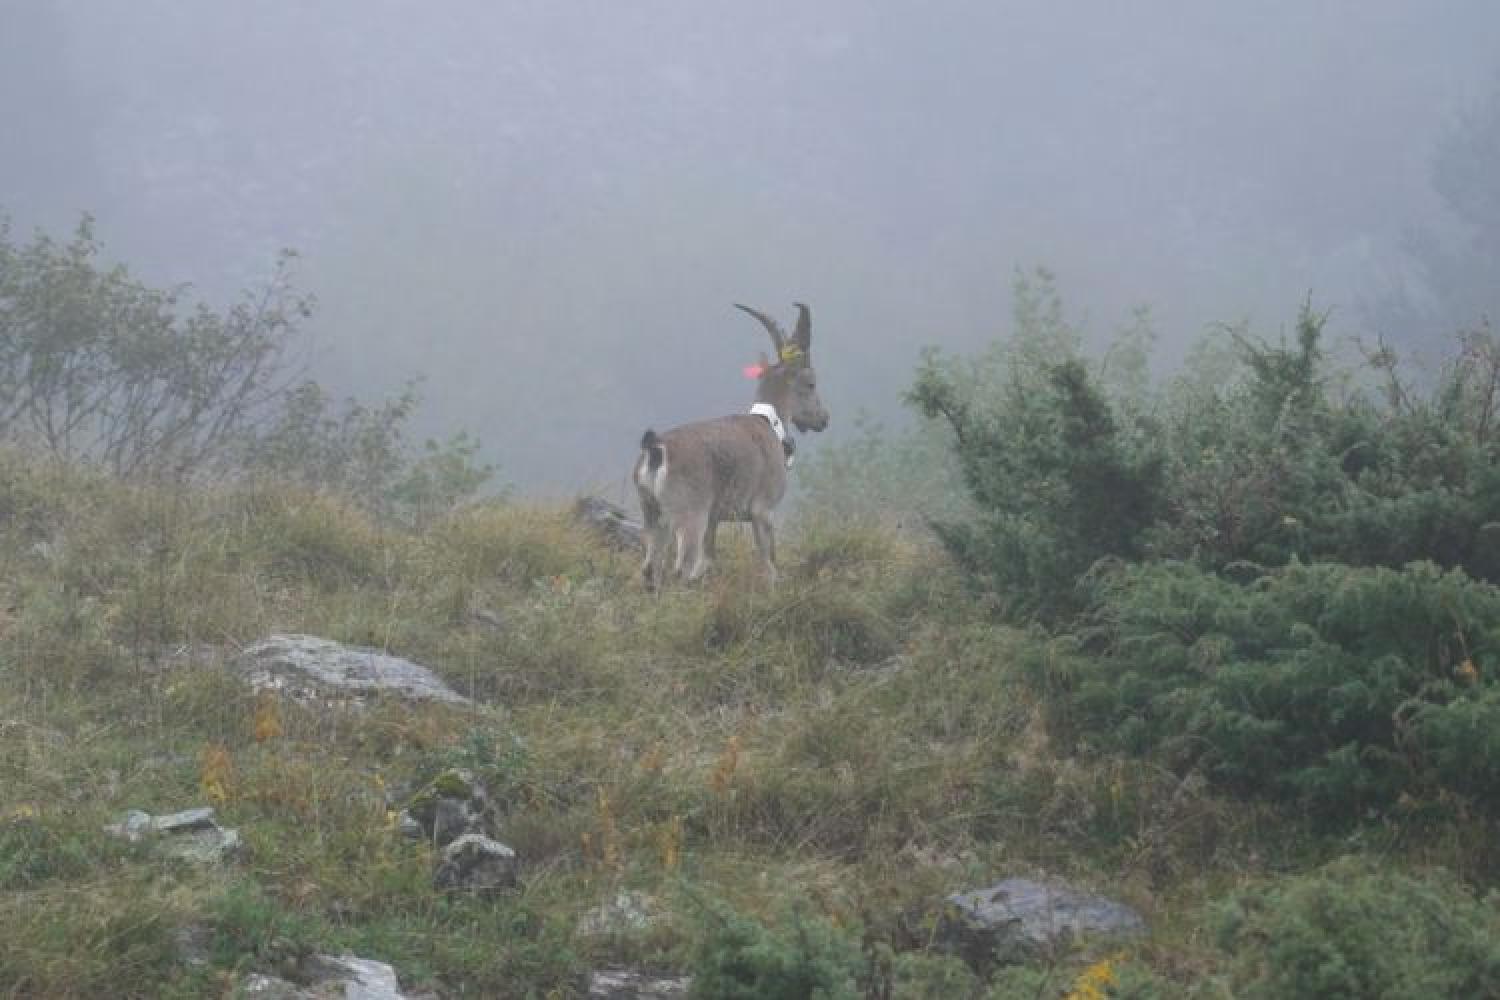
left=778, top=344, right=803, bottom=363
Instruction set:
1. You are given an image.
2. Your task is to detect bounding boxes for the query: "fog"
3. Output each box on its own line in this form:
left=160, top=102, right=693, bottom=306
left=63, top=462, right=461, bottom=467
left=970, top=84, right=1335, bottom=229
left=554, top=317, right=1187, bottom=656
left=4, top=1, right=1497, bottom=491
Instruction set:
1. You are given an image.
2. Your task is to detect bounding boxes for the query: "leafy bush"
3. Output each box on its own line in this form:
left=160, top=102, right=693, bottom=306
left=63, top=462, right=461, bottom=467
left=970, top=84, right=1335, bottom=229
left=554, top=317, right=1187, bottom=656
left=1215, top=858, right=1500, bottom=999
left=0, top=215, right=494, bottom=523
left=0, top=215, right=311, bottom=477
left=1043, top=559, right=1500, bottom=819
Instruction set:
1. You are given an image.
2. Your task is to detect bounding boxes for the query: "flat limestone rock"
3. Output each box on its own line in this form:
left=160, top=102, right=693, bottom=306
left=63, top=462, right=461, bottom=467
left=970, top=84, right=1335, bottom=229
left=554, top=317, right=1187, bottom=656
left=151, top=807, right=218, bottom=833
left=238, top=634, right=470, bottom=705
left=163, top=826, right=243, bottom=864
left=105, top=806, right=242, bottom=864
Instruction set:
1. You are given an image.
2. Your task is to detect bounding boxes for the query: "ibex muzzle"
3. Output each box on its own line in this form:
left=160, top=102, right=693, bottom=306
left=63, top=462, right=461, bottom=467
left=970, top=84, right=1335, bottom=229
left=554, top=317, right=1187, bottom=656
left=634, top=302, right=828, bottom=587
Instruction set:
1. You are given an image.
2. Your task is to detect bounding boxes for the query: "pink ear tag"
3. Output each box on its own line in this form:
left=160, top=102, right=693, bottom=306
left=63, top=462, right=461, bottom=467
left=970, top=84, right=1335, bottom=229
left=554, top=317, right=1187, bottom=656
left=742, top=363, right=766, bottom=379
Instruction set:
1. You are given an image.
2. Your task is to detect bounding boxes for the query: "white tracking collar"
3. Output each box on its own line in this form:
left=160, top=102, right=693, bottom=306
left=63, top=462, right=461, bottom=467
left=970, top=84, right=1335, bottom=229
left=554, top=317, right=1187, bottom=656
left=748, top=402, right=786, bottom=443
left=749, top=402, right=795, bottom=467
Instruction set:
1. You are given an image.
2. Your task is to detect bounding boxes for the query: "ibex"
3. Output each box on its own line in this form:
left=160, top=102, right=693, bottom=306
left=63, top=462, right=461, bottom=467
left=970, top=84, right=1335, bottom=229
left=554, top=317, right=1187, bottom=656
left=634, top=302, right=829, bottom=588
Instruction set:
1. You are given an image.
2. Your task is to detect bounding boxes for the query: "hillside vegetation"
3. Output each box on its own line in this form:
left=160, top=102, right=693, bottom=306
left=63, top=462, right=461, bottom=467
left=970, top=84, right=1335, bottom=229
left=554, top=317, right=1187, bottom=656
left=5, top=232, right=1500, bottom=997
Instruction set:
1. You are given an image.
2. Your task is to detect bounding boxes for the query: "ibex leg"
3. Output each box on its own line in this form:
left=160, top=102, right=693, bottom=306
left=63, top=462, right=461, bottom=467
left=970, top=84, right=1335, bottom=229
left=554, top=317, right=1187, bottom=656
left=673, top=511, right=710, bottom=581
left=639, top=494, right=670, bottom=590
left=683, top=512, right=714, bottom=581
left=750, top=513, right=777, bottom=588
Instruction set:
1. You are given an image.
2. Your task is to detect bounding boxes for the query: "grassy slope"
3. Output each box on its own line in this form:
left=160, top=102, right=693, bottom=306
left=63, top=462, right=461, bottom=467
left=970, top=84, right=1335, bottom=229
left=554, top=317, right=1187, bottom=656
left=0, top=450, right=1491, bottom=998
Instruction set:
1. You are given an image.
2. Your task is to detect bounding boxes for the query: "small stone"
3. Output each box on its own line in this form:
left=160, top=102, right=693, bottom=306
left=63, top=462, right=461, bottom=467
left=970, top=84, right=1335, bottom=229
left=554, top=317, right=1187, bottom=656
left=578, top=891, right=662, bottom=938
left=588, top=968, right=691, bottom=998
left=104, top=809, right=154, bottom=841
left=301, top=953, right=408, bottom=999
left=238, top=973, right=314, bottom=999
left=402, top=768, right=496, bottom=847
left=573, top=496, right=644, bottom=552
left=151, top=806, right=218, bottom=833
left=163, top=826, right=243, bottom=865
left=242, top=954, right=414, bottom=999
left=432, top=834, right=519, bottom=894
left=469, top=608, right=506, bottom=631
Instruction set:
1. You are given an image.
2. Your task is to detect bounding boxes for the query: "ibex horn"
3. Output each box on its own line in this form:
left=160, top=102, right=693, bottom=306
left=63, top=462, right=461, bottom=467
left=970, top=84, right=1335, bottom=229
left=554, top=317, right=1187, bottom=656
left=792, top=302, right=811, bottom=352
left=733, top=303, right=786, bottom=353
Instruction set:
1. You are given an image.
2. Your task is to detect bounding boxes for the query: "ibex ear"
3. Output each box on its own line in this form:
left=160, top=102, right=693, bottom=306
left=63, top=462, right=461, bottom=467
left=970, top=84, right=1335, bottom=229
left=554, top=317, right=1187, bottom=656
left=792, top=303, right=811, bottom=353
left=742, top=352, right=771, bottom=379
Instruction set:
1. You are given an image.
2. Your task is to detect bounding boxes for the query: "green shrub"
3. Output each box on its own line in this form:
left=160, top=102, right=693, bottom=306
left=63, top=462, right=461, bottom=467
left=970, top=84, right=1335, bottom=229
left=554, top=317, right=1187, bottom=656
left=910, top=340, right=1164, bottom=622
left=1044, top=559, right=1500, bottom=820
left=1153, top=313, right=1500, bottom=582
left=1215, top=858, right=1500, bottom=999
left=912, top=279, right=1500, bottom=621
left=687, top=893, right=865, bottom=1000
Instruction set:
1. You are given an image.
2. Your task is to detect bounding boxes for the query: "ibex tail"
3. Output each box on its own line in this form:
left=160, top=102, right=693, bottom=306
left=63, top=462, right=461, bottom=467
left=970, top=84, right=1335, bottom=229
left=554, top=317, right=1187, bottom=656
left=637, top=429, right=669, bottom=499
left=640, top=429, right=665, bottom=472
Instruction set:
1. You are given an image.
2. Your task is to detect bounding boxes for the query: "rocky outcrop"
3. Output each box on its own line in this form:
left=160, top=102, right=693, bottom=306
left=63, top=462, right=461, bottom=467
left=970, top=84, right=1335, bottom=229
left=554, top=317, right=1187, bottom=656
left=237, top=634, right=469, bottom=705
left=937, top=877, right=1145, bottom=969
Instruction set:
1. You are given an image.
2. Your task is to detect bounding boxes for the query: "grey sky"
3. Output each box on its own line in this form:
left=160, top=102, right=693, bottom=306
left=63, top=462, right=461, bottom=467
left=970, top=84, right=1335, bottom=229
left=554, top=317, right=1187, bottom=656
left=3, top=1, right=1496, bottom=490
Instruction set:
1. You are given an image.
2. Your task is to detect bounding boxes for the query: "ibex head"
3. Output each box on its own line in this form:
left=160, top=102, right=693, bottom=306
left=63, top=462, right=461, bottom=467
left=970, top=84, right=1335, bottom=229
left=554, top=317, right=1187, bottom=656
left=734, top=302, right=830, bottom=433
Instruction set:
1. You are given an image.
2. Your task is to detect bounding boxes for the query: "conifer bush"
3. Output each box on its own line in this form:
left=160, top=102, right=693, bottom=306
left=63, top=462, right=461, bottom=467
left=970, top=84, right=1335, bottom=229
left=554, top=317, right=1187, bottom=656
left=908, top=271, right=1165, bottom=621
left=1045, top=559, right=1500, bottom=819
left=916, top=287, right=1500, bottom=621
left=1215, top=858, right=1500, bottom=999
left=914, top=278, right=1500, bottom=824
left=686, top=894, right=865, bottom=1000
